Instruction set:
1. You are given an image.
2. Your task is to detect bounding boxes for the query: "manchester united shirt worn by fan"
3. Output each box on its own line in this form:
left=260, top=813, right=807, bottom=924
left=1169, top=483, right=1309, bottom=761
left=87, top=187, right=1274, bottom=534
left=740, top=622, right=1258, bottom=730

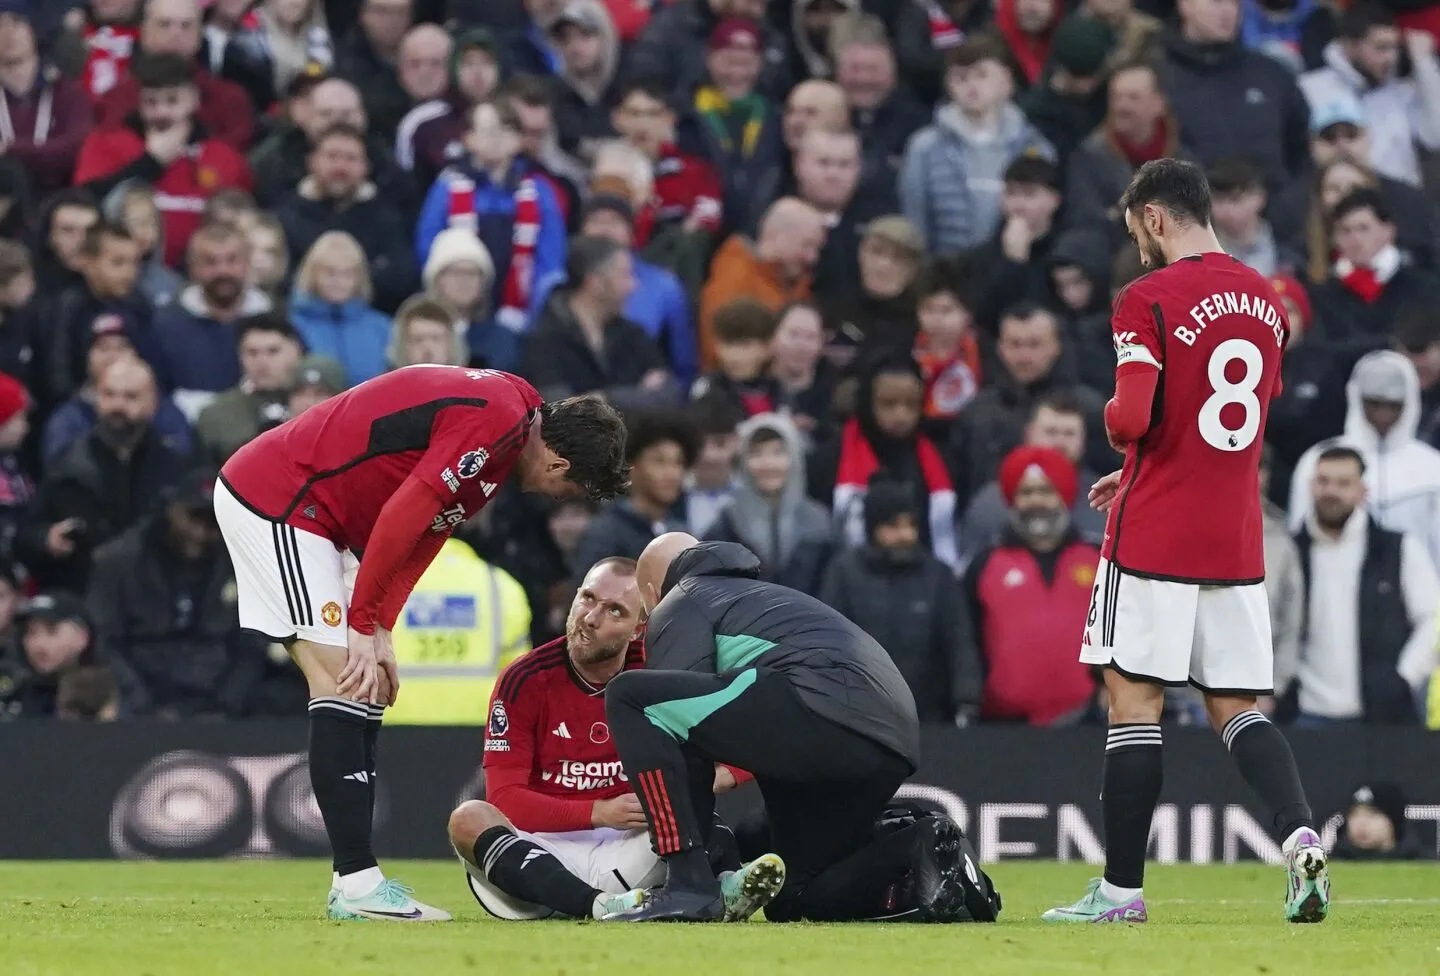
left=215, top=367, right=541, bottom=644
left=1081, top=252, right=1287, bottom=693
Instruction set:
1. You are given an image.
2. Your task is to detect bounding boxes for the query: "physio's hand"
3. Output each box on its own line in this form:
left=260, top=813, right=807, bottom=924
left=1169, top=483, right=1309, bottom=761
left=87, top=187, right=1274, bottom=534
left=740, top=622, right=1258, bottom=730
left=713, top=765, right=737, bottom=794
left=336, top=627, right=378, bottom=703
left=592, top=793, right=649, bottom=831
left=1088, top=470, right=1123, bottom=513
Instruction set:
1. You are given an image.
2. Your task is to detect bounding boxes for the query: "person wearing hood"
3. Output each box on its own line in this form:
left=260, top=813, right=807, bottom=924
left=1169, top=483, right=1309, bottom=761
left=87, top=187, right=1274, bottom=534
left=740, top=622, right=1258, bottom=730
left=899, top=34, right=1054, bottom=256
left=396, top=27, right=503, bottom=195
left=569, top=411, right=697, bottom=583
left=287, top=230, right=391, bottom=386
left=1241, top=0, right=1332, bottom=73
left=1017, top=16, right=1115, bottom=164
left=548, top=1, right=624, bottom=166
left=415, top=98, right=567, bottom=333
left=629, top=0, right=793, bottom=106
left=1310, top=188, right=1440, bottom=349
left=789, top=0, right=859, bottom=81
left=995, top=0, right=1061, bottom=88
left=810, top=351, right=960, bottom=571
left=963, top=445, right=1100, bottom=725
left=1063, top=61, right=1190, bottom=245
left=960, top=391, right=1105, bottom=563
left=1045, top=226, right=1113, bottom=328
left=73, top=52, right=253, bottom=270
left=1332, top=783, right=1434, bottom=860
left=420, top=227, right=519, bottom=372
left=1299, top=5, right=1440, bottom=190
left=604, top=533, right=991, bottom=924
left=705, top=413, right=833, bottom=595
left=822, top=474, right=976, bottom=722
left=1289, top=444, right=1438, bottom=725
left=1158, top=0, right=1311, bottom=190
left=950, top=303, right=1108, bottom=503
left=1289, top=352, right=1440, bottom=573
left=832, top=13, right=929, bottom=185
left=520, top=235, right=677, bottom=411
left=271, top=121, right=418, bottom=314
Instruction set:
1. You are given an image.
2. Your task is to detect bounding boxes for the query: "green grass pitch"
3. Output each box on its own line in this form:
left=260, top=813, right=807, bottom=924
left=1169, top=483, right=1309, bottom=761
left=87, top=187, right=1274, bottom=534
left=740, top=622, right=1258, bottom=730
left=3, top=861, right=1437, bottom=976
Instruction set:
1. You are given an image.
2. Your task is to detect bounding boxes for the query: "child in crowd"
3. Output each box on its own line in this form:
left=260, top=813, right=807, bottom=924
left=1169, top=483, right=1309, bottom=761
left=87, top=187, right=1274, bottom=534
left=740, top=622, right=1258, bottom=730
left=690, top=297, right=782, bottom=417
left=421, top=227, right=520, bottom=372
left=387, top=295, right=466, bottom=368
left=105, top=182, right=183, bottom=309
left=912, top=260, right=982, bottom=436
left=246, top=214, right=290, bottom=301
left=289, top=231, right=391, bottom=385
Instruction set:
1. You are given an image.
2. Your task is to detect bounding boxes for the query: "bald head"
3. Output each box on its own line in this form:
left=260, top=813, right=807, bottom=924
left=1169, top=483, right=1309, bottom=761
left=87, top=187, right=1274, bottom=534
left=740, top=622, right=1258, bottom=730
left=307, top=79, right=366, bottom=139
left=636, top=531, right=699, bottom=613
left=400, top=24, right=453, bottom=101
left=97, top=355, right=158, bottom=436
left=783, top=80, right=848, bottom=151
left=758, top=198, right=825, bottom=274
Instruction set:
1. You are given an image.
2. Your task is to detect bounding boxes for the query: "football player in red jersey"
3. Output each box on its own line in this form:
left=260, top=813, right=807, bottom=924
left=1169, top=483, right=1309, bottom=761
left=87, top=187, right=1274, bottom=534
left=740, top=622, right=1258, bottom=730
left=447, top=557, right=783, bottom=921
left=213, top=367, right=628, bottom=921
left=1044, top=160, right=1330, bottom=925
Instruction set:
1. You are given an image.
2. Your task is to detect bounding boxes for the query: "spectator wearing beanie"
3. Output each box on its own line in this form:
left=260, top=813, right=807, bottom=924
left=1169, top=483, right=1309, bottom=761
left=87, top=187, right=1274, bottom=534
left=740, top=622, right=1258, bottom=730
left=420, top=226, right=519, bottom=372
left=1333, top=783, right=1432, bottom=860
left=630, top=0, right=793, bottom=106
left=0, top=371, right=30, bottom=564
left=533, top=191, right=698, bottom=386
left=520, top=234, right=677, bottom=411
left=963, top=445, right=1100, bottom=726
left=1071, top=0, right=1161, bottom=69
left=811, top=352, right=960, bottom=570
left=1018, top=16, right=1115, bottom=163
left=0, top=1, right=94, bottom=200
left=821, top=474, right=978, bottom=724
left=0, top=591, right=97, bottom=720
left=705, top=412, right=834, bottom=596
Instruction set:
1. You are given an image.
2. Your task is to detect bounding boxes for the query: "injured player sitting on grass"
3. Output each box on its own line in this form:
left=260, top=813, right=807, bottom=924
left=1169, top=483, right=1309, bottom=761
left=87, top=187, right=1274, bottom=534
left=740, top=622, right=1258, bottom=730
left=448, top=556, right=784, bottom=921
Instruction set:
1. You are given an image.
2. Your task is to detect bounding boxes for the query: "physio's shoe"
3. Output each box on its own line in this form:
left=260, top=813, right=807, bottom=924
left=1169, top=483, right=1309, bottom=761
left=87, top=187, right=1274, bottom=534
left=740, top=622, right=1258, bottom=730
left=593, top=888, right=646, bottom=919
left=1041, top=879, right=1147, bottom=924
left=1284, top=830, right=1330, bottom=924
left=328, top=878, right=452, bottom=921
left=602, top=887, right=724, bottom=922
left=720, top=853, right=786, bottom=921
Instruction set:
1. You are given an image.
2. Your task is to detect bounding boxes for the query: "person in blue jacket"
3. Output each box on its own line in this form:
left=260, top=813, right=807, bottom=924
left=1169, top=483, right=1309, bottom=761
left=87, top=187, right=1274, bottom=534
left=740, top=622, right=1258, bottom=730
left=288, top=231, right=392, bottom=386
left=415, top=100, right=567, bottom=332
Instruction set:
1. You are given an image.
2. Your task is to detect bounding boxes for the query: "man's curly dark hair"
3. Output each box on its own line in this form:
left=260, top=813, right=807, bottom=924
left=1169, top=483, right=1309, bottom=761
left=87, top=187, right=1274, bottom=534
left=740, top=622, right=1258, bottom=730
left=540, top=395, right=631, bottom=501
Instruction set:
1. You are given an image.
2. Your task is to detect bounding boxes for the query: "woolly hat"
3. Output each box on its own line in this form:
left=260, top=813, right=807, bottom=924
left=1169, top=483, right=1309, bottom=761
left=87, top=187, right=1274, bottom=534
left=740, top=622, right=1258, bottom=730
left=998, top=445, right=1077, bottom=508
left=0, top=371, right=28, bottom=426
left=1269, top=273, right=1312, bottom=330
left=422, top=228, right=495, bottom=291
left=1050, top=16, right=1114, bottom=78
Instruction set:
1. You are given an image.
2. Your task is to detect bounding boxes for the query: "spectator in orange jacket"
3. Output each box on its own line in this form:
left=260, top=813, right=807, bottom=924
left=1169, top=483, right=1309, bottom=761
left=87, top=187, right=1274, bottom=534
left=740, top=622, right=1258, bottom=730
left=74, top=53, right=253, bottom=269
left=93, top=0, right=254, bottom=151
left=698, top=196, right=823, bottom=369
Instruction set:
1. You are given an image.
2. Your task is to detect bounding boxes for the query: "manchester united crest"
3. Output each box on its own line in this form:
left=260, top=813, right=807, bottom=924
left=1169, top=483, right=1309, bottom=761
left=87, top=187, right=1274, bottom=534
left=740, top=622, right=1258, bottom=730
left=320, top=601, right=342, bottom=627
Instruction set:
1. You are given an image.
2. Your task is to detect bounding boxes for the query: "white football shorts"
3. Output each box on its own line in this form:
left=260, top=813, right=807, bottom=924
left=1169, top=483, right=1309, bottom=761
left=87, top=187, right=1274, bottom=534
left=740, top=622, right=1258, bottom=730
left=1079, top=558, right=1275, bottom=694
left=463, top=827, right=664, bottom=919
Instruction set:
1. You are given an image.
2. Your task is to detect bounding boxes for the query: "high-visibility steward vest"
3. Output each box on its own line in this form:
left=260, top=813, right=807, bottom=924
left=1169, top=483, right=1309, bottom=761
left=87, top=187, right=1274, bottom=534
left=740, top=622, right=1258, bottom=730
left=386, top=539, right=531, bottom=724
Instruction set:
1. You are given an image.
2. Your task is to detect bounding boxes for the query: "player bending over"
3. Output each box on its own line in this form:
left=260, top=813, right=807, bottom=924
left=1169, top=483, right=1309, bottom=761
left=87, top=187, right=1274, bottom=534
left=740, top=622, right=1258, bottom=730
left=214, top=367, right=628, bottom=921
left=448, top=556, right=786, bottom=921
left=1043, top=159, right=1329, bottom=925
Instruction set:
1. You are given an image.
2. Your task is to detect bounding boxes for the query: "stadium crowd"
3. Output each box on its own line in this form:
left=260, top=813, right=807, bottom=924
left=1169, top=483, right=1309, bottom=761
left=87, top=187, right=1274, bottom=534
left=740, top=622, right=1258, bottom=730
left=0, top=0, right=1437, bottom=735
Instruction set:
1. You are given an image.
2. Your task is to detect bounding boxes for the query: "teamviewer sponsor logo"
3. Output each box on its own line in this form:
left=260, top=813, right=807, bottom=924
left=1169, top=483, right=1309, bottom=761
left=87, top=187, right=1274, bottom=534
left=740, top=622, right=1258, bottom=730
left=540, top=759, right=628, bottom=791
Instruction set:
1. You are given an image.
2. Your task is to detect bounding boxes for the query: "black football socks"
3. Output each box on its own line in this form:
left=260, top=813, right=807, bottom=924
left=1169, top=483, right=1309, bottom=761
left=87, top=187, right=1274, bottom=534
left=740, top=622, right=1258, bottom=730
left=1101, top=723, right=1163, bottom=891
left=1222, top=710, right=1315, bottom=842
left=364, top=702, right=384, bottom=827
left=308, top=697, right=377, bottom=876
left=474, top=825, right=601, bottom=918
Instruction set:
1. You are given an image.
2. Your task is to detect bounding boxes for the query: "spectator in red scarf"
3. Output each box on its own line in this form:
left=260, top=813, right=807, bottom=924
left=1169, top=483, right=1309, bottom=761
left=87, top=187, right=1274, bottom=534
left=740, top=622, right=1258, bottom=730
left=58, top=0, right=141, bottom=102
left=0, top=2, right=94, bottom=199
left=994, top=0, right=1061, bottom=87
left=74, top=53, right=253, bottom=269
left=1064, top=60, right=1188, bottom=240
left=964, top=444, right=1100, bottom=726
left=1312, top=188, right=1440, bottom=348
left=809, top=351, right=960, bottom=570
left=94, top=0, right=255, bottom=151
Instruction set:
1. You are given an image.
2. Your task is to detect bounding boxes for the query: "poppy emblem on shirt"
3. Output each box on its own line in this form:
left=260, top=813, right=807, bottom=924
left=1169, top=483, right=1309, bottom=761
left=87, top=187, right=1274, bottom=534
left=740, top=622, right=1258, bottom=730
left=590, top=722, right=610, bottom=744
left=457, top=449, right=488, bottom=479
left=1072, top=564, right=1095, bottom=588
left=320, top=601, right=342, bottom=627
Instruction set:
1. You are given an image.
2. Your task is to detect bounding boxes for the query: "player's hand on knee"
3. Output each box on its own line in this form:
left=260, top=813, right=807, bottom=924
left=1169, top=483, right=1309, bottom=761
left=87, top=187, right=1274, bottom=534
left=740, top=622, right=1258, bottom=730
left=375, top=627, right=399, bottom=706
left=592, top=793, right=649, bottom=831
left=337, top=627, right=378, bottom=703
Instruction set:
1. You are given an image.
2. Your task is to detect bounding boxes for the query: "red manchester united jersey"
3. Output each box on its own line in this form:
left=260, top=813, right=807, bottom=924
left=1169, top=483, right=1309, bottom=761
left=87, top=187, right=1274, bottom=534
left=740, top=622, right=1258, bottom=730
left=220, top=367, right=540, bottom=551
left=1104, top=252, right=1287, bottom=583
left=483, top=638, right=645, bottom=803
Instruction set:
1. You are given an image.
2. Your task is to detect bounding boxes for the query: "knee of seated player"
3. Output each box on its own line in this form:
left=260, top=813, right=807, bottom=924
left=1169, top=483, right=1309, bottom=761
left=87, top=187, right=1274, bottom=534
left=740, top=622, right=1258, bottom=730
left=1202, top=693, right=1258, bottom=734
left=1103, top=669, right=1165, bottom=724
left=448, top=800, right=513, bottom=861
left=288, top=638, right=348, bottom=697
